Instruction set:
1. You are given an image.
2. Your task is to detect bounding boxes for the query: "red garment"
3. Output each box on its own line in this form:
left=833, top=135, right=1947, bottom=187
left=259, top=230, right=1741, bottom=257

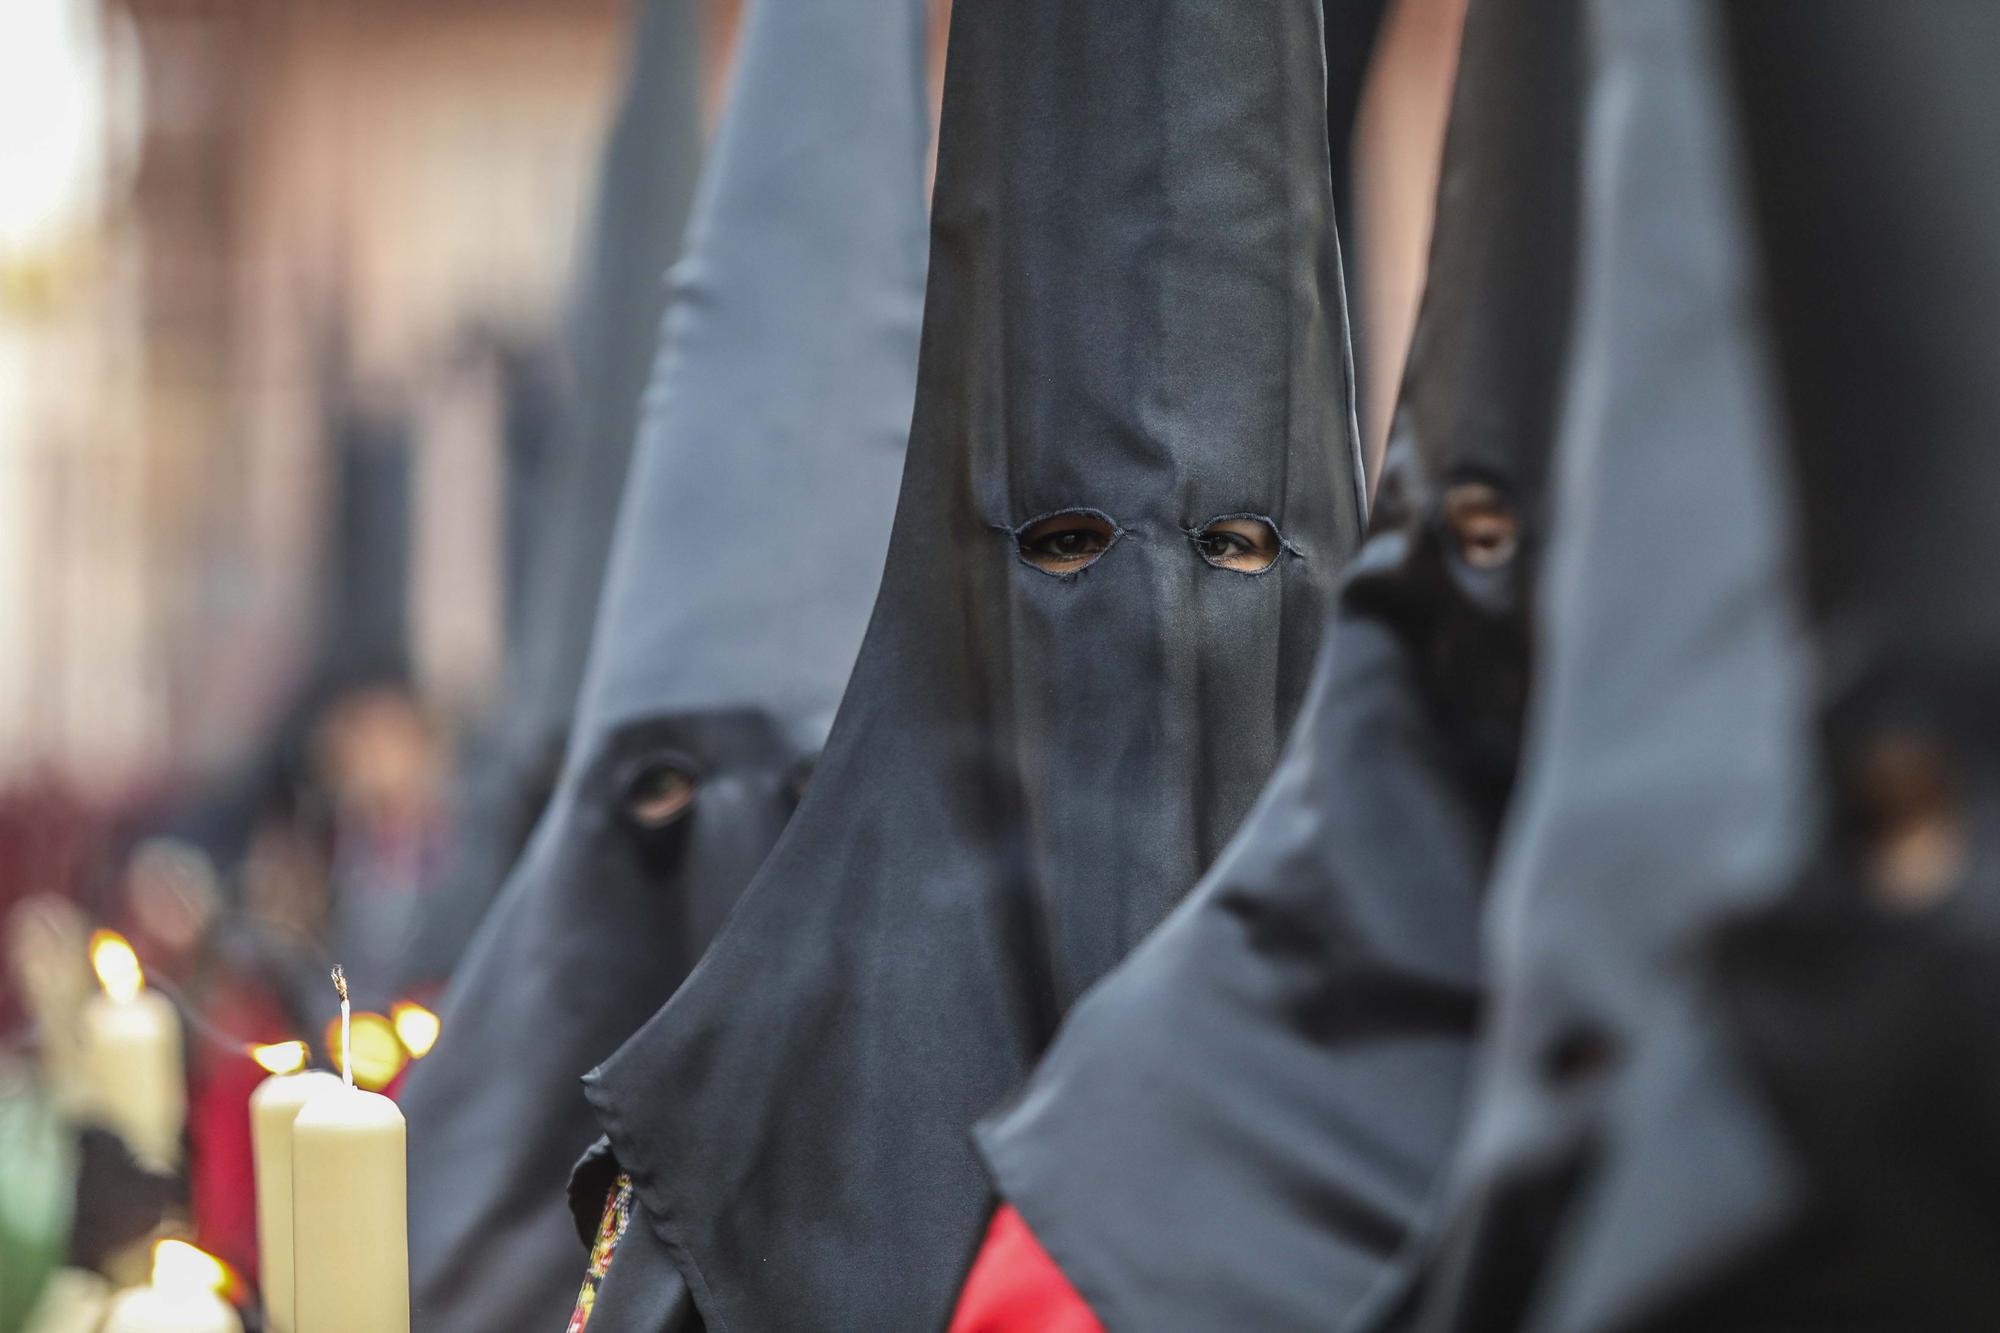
left=948, top=1206, right=1104, bottom=1333
left=189, top=1050, right=264, bottom=1281
left=188, top=975, right=293, bottom=1282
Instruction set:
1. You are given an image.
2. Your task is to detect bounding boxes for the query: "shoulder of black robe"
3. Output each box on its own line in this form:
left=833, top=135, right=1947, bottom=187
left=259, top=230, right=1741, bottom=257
left=1634, top=5, right=2000, bottom=1328
left=972, top=2, right=1578, bottom=1328
left=583, top=0, right=1365, bottom=1328
left=394, top=0, right=707, bottom=987
left=1362, top=4, right=1818, bottom=1330
left=399, top=0, right=930, bottom=1327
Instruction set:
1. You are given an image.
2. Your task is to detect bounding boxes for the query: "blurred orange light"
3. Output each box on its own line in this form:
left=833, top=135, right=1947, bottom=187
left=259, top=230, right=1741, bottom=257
left=88, top=929, right=143, bottom=1002
left=390, top=1000, right=440, bottom=1059
left=323, top=1011, right=406, bottom=1090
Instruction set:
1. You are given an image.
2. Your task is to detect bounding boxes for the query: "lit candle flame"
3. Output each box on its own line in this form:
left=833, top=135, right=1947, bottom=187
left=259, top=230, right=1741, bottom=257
left=390, top=1000, right=441, bottom=1059
left=152, top=1238, right=231, bottom=1296
left=250, top=1040, right=308, bottom=1075
left=89, top=929, right=144, bottom=1003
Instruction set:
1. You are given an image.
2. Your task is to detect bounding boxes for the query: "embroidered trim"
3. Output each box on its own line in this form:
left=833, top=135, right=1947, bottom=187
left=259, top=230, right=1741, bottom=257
left=566, top=1172, right=635, bottom=1332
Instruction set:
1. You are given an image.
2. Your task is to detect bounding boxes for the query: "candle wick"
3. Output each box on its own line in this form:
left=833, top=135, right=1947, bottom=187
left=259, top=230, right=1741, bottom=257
left=332, top=965, right=353, bottom=1088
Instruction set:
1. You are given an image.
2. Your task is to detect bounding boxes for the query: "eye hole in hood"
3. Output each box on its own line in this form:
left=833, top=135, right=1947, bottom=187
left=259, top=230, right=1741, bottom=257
left=620, top=754, right=699, bottom=831
left=1190, top=514, right=1286, bottom=573
left=1015, top=509, right=1121, bottom=576
left=1442, top=480, right=1521, bottom=571
left=1848, top=730, right=1968, bottom=913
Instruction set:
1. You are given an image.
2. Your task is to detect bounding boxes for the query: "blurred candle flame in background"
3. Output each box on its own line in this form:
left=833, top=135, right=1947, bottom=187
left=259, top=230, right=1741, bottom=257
left=152, top=1238, right=233, bottom=1296
left=250, top=1040, right=309, bottom=1075
left=88, top=929, right=143, bottom=1003
left=390, top=1000, right=440, bottom=1059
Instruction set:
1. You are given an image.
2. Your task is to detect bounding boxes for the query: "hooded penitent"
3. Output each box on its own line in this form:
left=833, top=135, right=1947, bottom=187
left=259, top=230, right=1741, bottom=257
left=1362, top=4, right=1815, bottom=1329
left=397, top=0, right=931, bottom=1324
left=580, top=0, right=1365, bottom=1327
left=394, top=0, right=707, bottom=988
left=965, top=2, right=1579, bottom=1327
left=1626, top=5, right=2000, bottom=1326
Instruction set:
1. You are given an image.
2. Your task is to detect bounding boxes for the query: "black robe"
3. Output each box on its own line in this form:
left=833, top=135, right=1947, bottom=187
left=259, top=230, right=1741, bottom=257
left=1361, top=3, right=1817, bottom=1329
left=399, top=0, right=930, bottom=1327
left=971, top=1, right=1582, bottom=1326
left=580, top=0, right=1366, bottom=1327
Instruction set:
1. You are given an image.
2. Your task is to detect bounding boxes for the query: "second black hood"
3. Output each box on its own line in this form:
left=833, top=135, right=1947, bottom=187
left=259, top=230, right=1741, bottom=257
left=973, top=1, right=1584, bottom=1326
left=401, top=0, right=931, bottom=1327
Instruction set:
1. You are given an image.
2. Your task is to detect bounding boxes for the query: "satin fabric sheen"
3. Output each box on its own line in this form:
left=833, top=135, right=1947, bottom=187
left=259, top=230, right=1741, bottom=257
left=581, top=0, right=1365, bottom=1327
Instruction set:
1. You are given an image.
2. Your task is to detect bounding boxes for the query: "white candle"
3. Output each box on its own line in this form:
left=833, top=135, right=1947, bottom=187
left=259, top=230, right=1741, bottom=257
left=249, top=1068, right=342, bottom=1333
left=291, top=1087, right=408, bottom=1333
left=291, top=966, right=408, bottom=1333
left=78, top=933, right=184, bottom=1172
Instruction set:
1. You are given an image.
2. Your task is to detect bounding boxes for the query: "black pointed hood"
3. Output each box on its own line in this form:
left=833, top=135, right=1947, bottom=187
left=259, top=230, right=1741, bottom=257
left=509, top=0, right=708, bottom=785
left=1644, top=5, right=2000, bottom=1326
left=1367, top=4, right=1817, bottom=1329
left=399, top=0, right=929, bottom=1326
left=583, top=0, right=1365, bottom=1326
left=394, top=0, right=709, bottom=988
left=970, top=2, right=1582, bottom=1327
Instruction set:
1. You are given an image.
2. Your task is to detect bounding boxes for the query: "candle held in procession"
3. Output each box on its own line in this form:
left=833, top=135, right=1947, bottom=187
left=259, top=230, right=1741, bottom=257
left=102, top=1241, right=243, bottom=1333
left=249, top=1063, right=342, bottom=1333
left=292, top=966, right=409, bottom=1333
left=78, top=931, right=185, bottom=1171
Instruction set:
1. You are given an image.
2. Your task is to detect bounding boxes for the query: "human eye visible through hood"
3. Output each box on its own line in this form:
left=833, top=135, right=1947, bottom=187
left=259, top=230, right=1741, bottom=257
left=1014, top=509, right=1122, bottom=575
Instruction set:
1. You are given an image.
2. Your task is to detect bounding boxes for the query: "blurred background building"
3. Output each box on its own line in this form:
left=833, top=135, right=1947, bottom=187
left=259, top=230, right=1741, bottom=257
left=0, top=0, right=701, bottom=800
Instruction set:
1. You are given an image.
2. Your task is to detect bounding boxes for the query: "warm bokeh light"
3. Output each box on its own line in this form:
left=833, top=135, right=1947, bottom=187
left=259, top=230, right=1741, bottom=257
left=88, top=929, right=143, bottom=1003
left=152, top=1239, right=230, bottom=1296
left=250, top=1040, right=309, bottom=1075
left=390, top=1000, right=441, bottom=1059
left=325, top=1010, right=407, bottom=1090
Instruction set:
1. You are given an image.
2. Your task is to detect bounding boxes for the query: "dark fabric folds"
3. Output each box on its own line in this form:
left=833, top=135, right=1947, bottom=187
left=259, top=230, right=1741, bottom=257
left=582, top=1, right=1365, bottom=1328
left=1630, top=6, right=2000, bottom=1328
left=1365, top=4, right=1817, bottom=1330
left=399, top=1, right=930, bottom=1328
left=973, top=2, right=1582, bottom=1327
